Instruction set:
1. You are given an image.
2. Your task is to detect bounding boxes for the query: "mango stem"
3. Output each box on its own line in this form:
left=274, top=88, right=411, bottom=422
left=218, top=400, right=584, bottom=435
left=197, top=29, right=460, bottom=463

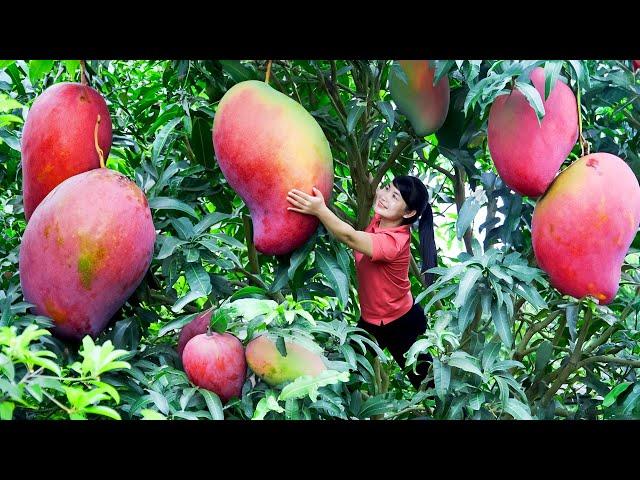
left=94, top=114, right=105, bottom=168
left=576, top=76, right=590, bottom=156
left=265, top=60, right=272, bottom=84
left=80, top=60, right=88, bottom=86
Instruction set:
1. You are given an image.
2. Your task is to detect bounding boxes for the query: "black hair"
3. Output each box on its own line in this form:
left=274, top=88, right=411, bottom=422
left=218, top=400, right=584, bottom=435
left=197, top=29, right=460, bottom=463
left=392, top=175, right=438, bottom=286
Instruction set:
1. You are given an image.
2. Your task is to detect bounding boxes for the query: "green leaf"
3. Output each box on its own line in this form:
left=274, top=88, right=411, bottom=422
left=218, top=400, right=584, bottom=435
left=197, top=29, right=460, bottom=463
left=514, top=283, right=547, bottom=310
left=185, top=263, right=212, bottom=296
left=456, top=196, right=482, bottom=240
left=158, top=312, right=199, bottom=337
left=316, top=249, right=349, bottom=307
left=190, top=115, right=215, bottom=171
left=433, top=357, right=450, bottom=400
left=219, top=60, right=256, bottom=83
left=454, top=268, right=482, bottom=308
left=495, top=376, right=510, bottom=407
left=433, top=60, right=455, bottom=84
left=0, top=401, right=15, bottom=420
left=152, top=117, right=182, bottom=166
left=543, top=61, right=563, bottom=100
left=346, top=103, right=365, bottom=134
left=534, top=340, right=553, bottom=376
left=171, top=217, right=195, bottom=241
left=252, top=391, right=285, bottom=420
left=194, top=213, right=230, bottom=235
left=0, top=61, right=16, bottom=70
left=603, top=382, right=632, bottom=408
left=278, top=370, right=350, bottom=403
left=515, top=81, right=545, bottom=122
left=0, top=95, right=23, bottom=113
left=288, top=234, right=316, bottom=279
left=140, top=409, right=167, bottom=420
left=447, top=351, right=484, bottom=379
left=63, top=60, right=80, bottom=80
left=157, top=236, right=187, bottom=260
left=28, top=60, right=55, bottom=86
left=566, top=305, right=579, bottom=342
left=568, top=60, right=590, bottom=88
left=504, top=398, right=532, bottom=420
left=148, top=197, right=198, bottom=218
left=358, top=395, right=392, bottom=419
left=482, top=341, right=502, bottom=372
left=420, top=284, right=458, bottom=312
left=172, top=291, right=206, bottom=313
left=489, top=266, right=513, bottom=285
left=147, top=389, right=169, bottom=415
left=231, top=298, right=278, bottom=321
left=83, top=405, right=121, bottom=420
left=377, top=101, right=395, bottom=127
left=275, top=336, right=288, bottom=357
left=200, top=389, right=224, bottom=419
left=492, top=303, right=512, bottom=348
left=457, top=290, right=479, bottom=333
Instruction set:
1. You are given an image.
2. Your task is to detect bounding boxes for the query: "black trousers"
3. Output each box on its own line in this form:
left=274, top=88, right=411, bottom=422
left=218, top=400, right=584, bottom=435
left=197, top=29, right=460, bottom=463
left=357, top=303, right=433, bottom=390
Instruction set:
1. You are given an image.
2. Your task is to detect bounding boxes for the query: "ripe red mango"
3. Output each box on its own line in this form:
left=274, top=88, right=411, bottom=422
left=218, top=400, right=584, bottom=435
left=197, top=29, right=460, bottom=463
left=488, top=67, right=578, bottom=197
left=21, top=82, right=112, bottom=220
left=245, top=335, right=326, bottom=386
left=532, top=153, right=640, bottom=304
left=19, top=168, right=156, bottom=340
left=182, top=332, right=246, bottom=404
left=633, top=60, right=640, bottom=71
left=389, top=60, right=450, bottom=136
left=177, top=309, right=212, bottom=357
left=212, top=80, right=334, bottom=255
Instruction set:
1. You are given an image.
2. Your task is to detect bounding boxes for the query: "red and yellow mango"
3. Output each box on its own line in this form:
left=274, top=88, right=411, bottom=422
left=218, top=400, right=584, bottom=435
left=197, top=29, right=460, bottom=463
left=21, top=82, right=112, bottom=220
left=19, top=168, right=156, bottom=340
left=388, top=60, right=450, bottom=136
left=532, top=153, right=640, bottom=304
left=212, top=80, right=334, bottom=255
left=488, top=67, right=578, bottom=197
left=245, top=334, right=326, bottom=386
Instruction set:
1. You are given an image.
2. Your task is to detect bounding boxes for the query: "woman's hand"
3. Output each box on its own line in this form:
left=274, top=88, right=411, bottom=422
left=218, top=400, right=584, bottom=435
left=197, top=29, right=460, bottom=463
left=286, top=187, right=327, bottom=217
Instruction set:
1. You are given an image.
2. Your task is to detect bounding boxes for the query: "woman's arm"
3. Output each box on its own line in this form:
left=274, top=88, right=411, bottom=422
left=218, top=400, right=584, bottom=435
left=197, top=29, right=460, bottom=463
left=287, top=187, right=373, bottom=257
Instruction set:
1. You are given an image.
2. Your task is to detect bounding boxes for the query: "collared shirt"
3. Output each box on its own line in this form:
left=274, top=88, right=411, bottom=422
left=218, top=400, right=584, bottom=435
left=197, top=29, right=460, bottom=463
left=354, top=213, right=413, bottom=325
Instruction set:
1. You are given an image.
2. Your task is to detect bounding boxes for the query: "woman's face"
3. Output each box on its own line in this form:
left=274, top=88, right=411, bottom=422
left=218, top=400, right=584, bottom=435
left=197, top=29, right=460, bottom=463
left=374, top=182, right=415, bottom=221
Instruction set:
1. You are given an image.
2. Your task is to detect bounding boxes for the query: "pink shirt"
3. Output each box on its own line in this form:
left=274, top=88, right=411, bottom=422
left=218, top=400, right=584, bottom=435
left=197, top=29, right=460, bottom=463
left=354, top=214, right=413, bottom=326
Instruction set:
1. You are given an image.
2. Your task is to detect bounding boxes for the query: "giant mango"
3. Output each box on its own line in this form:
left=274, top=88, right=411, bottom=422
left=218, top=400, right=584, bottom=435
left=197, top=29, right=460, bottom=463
left=532, top=153, right=640, bottom=304
left=212, top=80, right=333, bottom=255
left=21, top=82, right=112, bottom=220
left=19, top=168, right=156, bottom=340
left=488, top=67, right=578, bottom=197
left=389, top=60, right=450, bottom=137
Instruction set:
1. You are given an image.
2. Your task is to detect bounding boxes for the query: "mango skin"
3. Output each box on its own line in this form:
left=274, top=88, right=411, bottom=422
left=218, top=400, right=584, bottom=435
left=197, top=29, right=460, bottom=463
left=488, top=67, right=578, bottom=197
left=19, top=168, right=156, bottom=340
left=389, top=60, right=450, bottom=137
left=177, top=309, right=212, bottom=357
left=245, top=335, right=326, bottom=386
left=182, top=332, right=246, bottom=404
left=212, top=80, right=334, bottom=255
left=532, top=153, right=640, bottom=304
left=633, top=60, right=640, bottom=71
left=22, top=82, right=112, bottom=220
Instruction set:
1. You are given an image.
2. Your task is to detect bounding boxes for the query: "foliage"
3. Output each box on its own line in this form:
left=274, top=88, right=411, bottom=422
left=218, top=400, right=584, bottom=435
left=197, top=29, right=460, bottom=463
left=0, top=59, right=639, bottom=420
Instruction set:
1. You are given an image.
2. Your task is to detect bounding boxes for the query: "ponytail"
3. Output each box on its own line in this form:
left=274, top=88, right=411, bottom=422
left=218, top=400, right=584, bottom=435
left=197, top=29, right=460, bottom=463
left=418, top=202, right=437, bottom=287
left=392, top=175, right=438, bottom=286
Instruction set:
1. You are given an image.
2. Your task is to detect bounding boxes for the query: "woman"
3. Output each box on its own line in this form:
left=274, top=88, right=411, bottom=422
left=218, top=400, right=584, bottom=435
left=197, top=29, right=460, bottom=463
left=286, top=175, right=437, bottom=390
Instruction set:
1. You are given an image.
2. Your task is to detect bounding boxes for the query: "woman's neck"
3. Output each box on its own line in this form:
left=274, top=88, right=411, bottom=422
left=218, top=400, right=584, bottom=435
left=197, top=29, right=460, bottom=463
left=378, top=217, right=404, bottom=229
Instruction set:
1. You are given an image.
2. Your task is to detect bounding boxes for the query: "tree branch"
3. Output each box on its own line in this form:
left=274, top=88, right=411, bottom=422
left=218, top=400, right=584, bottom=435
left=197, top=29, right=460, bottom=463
left=372, top=138, right=412, bottom=188
left=242, top=214, right=260, bottom=274
left=578, top=355, right=640, bottom=368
